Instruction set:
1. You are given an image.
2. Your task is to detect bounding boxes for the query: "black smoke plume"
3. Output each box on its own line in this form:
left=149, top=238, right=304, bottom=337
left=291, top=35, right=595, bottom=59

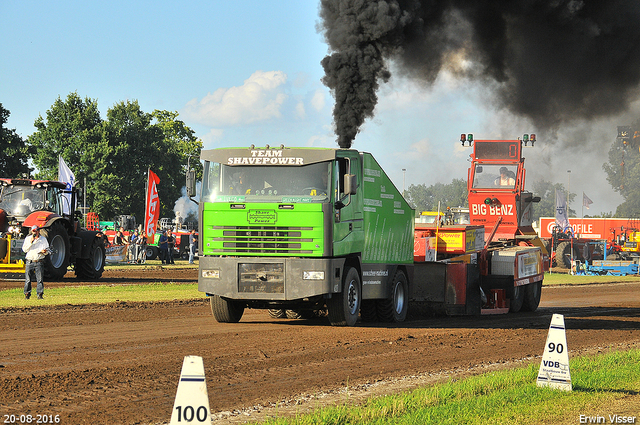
left=320, top=0, right=640, bottom=148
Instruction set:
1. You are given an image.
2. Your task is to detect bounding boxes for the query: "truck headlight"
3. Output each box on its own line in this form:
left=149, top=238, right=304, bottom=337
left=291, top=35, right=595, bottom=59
left=202, top=269, right=220, bottom=279
left=303, top=271, right=324, bottom=280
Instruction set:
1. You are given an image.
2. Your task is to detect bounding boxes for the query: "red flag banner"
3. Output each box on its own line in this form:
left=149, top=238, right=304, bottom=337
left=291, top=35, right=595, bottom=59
left=145, top=170, right=161, bottom=239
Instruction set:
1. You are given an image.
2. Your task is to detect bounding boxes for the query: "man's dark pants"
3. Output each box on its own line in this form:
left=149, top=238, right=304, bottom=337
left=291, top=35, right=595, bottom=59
left=24, top=259, right=44, bottom=296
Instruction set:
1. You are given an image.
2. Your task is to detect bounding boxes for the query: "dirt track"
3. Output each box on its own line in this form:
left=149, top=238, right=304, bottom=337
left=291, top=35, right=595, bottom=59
left=1, top=269, right=639, bottom=424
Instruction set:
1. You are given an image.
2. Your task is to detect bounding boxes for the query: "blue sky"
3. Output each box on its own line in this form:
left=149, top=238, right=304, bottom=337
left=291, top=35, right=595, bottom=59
left=2, top=0, right=634, bottom=216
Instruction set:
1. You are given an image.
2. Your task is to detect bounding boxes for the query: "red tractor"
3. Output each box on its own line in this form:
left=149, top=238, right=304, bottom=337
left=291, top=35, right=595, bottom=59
left=0, top=178, right=107, bottom=280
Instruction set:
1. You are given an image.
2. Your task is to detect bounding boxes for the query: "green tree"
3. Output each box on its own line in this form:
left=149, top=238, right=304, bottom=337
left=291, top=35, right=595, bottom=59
left=405, top=178, right=468, bottom=215
left=603, top=118, right=640, bottom=217
left=529, top=179, right=576, bottom=221
left=0, top=103, right=32, bottom=177
left=28, top=93, right=202, bottom=223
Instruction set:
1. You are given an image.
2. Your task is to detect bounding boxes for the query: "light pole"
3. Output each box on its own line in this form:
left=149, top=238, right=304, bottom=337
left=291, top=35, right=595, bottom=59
left=402, top=169, right=406, bottom=198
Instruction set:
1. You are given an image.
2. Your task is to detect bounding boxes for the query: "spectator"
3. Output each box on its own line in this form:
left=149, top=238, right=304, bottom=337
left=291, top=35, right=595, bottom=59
left=129, top=230, right=139, bottom=263
left=166, top=231, right=176, bottom=264
left=114, top=229, right=125, bottom=245
left=188, top=229, right=197, bottom=264
left=136, top=233, right=147, bottom=264
left=22, top=225, right=49, bottom=300
left=159, top=230, right=168, bottom=265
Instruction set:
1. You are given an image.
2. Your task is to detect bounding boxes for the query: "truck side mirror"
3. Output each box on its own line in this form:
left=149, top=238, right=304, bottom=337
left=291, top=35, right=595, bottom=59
left=186, top=170, right=196, bottom=198
left=344, top=174, right=357, bottom=195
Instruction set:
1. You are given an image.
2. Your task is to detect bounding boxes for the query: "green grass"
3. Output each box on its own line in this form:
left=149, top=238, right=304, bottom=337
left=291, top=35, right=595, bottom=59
left=0, top=282, right=203, bottom=308
left=543, top=272, right=640, bottom=286
left=256, top=349, right=640, bottom=424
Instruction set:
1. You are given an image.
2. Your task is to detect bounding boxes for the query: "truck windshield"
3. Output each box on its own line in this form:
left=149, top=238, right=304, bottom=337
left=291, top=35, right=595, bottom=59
left=0, top=186, right=46, bottom=215
left=472, top=164, right=517, bottom=189
left=202, top=161, right=331, bottom=203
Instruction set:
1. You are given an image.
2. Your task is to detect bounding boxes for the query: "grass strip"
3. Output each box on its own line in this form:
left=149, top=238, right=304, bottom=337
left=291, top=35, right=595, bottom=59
left=0, top=283, right=203, bottom=308
left=256, top=349, right=640, bottom=425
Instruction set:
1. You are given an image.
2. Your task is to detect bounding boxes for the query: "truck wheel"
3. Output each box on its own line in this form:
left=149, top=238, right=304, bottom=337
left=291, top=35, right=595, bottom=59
left=360, top=300, right=378, bottom=322
left=556, top=241, right=572, bottom=269
left=210, top=295, right=244, bottom=323
left=75, top=237, right=106, bottom=280
left=327, top=266, right=361, bottom=326
left=43, top=222, right=70, bottom=280
left=285, top=309, right=315, bottom=319
left=377, top=270, right=409, bottom=322
left=509, top=284, right=525, bottom=313
left=268, top=309, right=286, bottom=319
left=145, top=246, right=158, bottom=260
left=522, top=281, right=542, bottom=312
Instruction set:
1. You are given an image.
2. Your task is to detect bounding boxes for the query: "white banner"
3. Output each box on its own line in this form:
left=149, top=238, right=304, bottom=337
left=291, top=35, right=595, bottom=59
left=555, top=190, right=570, bottom=233
left=105, top=245, right=127, bottom=264
left=58, top=156, right=76, bottom=215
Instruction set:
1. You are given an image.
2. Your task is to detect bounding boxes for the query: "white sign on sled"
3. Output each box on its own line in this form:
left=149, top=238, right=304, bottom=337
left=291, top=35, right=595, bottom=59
left=170, top=355, right=211, bottom=424
left=537, top=314, right=572, bottom=391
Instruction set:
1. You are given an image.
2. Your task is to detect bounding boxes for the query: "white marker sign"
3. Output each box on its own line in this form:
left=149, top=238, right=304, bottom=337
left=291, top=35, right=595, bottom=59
left=537, top=314, right=572, bottom=391
left=170, top=356, right=211, bottom=424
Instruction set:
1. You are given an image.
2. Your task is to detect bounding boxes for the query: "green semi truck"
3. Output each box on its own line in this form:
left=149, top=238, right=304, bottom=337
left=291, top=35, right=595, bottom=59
left=191, top=146, right=414, bottom=326
left=189, top=140, right=545, bottom=326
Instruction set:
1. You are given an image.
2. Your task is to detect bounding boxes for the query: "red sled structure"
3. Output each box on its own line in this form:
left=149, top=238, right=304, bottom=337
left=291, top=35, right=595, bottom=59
left=412, top=134, right=548, bottom=315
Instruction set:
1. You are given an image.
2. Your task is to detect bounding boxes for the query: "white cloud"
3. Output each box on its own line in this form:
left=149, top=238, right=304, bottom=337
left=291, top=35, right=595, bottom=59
left=310, top=89, right=326, bottom=112
left=183, top=70, right=288, bottom=127
left=295, top=101, right=306, bottom=119
left=200, top=128, right=224, bottom=148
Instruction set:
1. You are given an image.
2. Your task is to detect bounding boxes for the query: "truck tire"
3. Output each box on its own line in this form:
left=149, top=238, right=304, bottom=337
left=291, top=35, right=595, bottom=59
left=145, top=246, right=158, bottom=260
left=43, top=222, right=70, bottom=280
left=522, top=281, right=542, bottom=312
left=210, top=295, right=244, bottom=323
left=327, top=266, right=361, bottom=326
left=360, top=300, right=378, bottom=322
left=556, top=241, right=572, bottom=269
left=268, top=309, right=286, bottom=319
left=509, top=284, right=525, bottom=313
left=377, top=270, right=409, bottom=323
left=75, top=237, right=106, bottom=280
left=285, top=309, right=315, bottom=319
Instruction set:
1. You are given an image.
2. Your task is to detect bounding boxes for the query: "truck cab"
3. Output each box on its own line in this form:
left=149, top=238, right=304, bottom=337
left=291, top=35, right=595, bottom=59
left=196, top=146, right=414, bottom=326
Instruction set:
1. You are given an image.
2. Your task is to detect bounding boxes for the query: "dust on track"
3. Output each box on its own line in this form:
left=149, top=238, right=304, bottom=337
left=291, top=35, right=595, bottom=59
left=1, top=269, right=639, bottom=424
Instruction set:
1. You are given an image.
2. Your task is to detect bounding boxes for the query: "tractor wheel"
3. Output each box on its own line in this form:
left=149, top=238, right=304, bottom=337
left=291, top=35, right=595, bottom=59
left=556, top=241, right=572, bottom=269
left=327, top=266, right=361, bottom=326
left=509, top=284, right=525, bottom=313
left=145, top=246, right=159, bottom=260
left=43, top=222, right=70, bottom=280
left=268, top=309, right=286, bottom=319
left=522, top=281, right=542, bottom=312
left=210, top=295, right=244, bottom=323
left=376, top=269, right=409, bottom=323
left=75, top=237, right=106, bottom=280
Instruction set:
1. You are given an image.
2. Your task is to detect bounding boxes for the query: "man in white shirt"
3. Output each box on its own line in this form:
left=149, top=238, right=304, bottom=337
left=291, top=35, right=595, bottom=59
left=22, top=225, right=49, bottom=299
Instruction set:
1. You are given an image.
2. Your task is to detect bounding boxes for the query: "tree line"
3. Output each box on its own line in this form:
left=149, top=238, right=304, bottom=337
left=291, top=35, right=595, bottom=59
left=0, top=93, right=202, bottom=223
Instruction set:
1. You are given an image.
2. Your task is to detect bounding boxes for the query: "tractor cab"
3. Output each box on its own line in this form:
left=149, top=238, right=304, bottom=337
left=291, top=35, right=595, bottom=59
left=464, top=135, right=541, bottom=243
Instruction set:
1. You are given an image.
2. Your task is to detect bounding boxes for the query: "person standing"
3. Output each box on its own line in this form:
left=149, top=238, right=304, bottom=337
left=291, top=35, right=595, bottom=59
left=188, top=229, right=197, bottom=264
left=159, top=230, right=168, bottom=265
left=166, top=231, right=176, bottom=264
left=22, top=225, right=49, bottom=299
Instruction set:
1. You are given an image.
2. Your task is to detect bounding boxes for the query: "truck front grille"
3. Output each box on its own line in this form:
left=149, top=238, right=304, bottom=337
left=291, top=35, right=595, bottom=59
left=238, top=263, right=284, bottom=293
left=212, top=226, right=314, bottom=254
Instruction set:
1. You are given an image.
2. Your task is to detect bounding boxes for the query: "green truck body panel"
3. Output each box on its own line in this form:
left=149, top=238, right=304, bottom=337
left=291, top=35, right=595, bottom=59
left=361, top=153, right=414, bottom=264
left=201, top=202, right=327, bottom=257
left=197, top=146, right=414, bottom=303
